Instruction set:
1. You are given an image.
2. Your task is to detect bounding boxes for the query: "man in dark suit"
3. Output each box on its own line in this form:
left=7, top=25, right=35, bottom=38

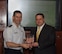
left=31, top=13, right=56, bottom=54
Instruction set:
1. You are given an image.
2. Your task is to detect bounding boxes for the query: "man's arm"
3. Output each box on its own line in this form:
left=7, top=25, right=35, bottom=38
left=32, top=28, right=56, bottom=49
left=6, top=42, right=29, bottom=49
left=3, top=28, right=29, bottom=49
left=38, top=28, right=56, bottom=49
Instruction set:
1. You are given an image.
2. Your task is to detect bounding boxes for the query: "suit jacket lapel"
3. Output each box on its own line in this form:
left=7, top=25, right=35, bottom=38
left=35, top=27, right=37, bottom=42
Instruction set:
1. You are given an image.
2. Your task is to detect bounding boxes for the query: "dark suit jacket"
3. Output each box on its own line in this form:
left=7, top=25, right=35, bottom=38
left=32, top=24, right=56, bottom=54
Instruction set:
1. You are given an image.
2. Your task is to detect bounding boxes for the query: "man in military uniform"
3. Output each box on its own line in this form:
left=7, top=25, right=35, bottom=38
left=3, top=10, right=29, bottom=54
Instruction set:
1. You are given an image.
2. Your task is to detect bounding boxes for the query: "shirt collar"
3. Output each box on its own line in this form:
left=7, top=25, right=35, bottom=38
left=37, top=23, right=45, bottom=31
left=12, top=22, right=20, bottom=28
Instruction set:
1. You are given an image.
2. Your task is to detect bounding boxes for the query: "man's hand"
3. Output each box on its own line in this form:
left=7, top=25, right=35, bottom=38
left=32, top=42, right=39, bottom=47
left=21, top=43, right=30, bottom=49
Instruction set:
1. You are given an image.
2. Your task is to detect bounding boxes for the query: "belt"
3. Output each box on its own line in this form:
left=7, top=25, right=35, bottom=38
left=4, top=48, right=21, bottom=51
left=4, top=48, right=23, bottom=54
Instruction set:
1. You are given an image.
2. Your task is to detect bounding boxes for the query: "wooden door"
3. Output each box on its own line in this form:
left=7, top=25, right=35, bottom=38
left=56, top=31, right=62, bottom=54
left=0, top=31, right=3, bottom=54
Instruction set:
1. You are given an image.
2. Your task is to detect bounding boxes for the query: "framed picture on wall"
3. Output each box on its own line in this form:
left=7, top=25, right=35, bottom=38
left=8, top=0, right=56, bottom=27
left=7, top=0, right=61, bottom=30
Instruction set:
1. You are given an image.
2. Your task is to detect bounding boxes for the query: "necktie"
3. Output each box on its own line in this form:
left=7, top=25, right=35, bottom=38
left=36, top=27, right=41, bottom=41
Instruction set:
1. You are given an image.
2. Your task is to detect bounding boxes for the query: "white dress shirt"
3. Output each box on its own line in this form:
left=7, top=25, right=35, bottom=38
left=3, top=23, right=25, bottom=50
left=37, top=23, right=45, bottom=32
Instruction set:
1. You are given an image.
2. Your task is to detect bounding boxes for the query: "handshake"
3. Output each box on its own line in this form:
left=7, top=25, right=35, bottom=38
left=21, top=37, right=38, bottom=49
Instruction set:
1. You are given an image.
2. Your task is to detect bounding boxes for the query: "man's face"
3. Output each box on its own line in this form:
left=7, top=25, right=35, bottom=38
left=36, top=15, right=45, bottom=26
left=13, top=13, right=22, bottom=25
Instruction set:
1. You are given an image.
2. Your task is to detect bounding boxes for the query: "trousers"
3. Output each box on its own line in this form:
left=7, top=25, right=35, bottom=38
left=4, top=48, right=23, bottom=54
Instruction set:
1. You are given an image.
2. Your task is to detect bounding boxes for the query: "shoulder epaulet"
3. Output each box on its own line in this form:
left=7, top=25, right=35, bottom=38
left=8, top=25, right=12, bottom=27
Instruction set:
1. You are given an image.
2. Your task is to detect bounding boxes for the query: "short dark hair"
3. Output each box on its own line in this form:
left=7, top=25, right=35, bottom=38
left=35, top=13, right=44, bottom=18
left=13, top=10, right=22, bottom=16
